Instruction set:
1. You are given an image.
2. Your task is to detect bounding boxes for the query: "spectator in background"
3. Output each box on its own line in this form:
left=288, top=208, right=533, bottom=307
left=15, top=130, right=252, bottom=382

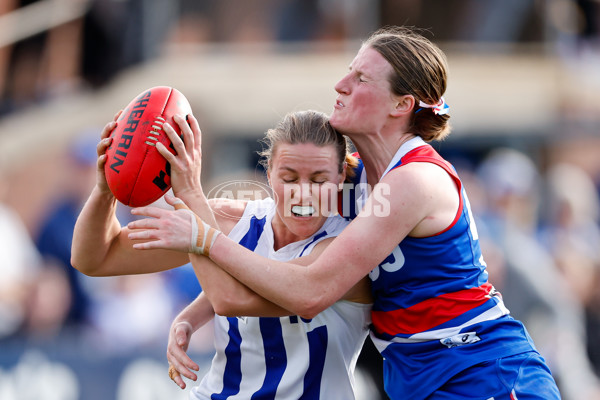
left=539, top=162, right=600, bottom=379
left=540, top=163, right=600, bottom=308
left=1, top=0, right=177, bottom=117
left=81, top=0, right=177, bottom=88
left=34, top=129, right=201, bottom=349
left=0, top=193, right=42, bottom=340
left=0, top=0, right=84, bottom=116
left=35, top=131, right=98, bottom=328
left=275, top=0, right=322, bottom=41
left=0, top=0, right=18, bottom=111
left=0, top=165, right=71, bottom=340
left=474, top=148, right=600, bottom=400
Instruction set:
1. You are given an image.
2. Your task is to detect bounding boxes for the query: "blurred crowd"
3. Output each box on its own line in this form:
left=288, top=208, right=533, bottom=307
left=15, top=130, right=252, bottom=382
left=451, top=147, right=600, bottom=399
left=1, top=1, right=600, bottom=399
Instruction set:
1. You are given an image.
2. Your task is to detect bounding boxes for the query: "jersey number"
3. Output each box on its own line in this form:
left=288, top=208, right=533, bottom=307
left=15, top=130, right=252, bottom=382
left=369, top=245, right=405, bottom=281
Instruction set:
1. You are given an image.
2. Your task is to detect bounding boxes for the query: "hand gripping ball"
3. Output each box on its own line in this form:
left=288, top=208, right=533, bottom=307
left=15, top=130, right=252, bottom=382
left=104, top=86, right=192, bottom=207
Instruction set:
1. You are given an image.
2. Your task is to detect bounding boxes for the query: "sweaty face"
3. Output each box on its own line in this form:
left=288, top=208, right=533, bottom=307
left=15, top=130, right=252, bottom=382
left=268, top=142, right=344, bottom=247
left=330, top=46, right=398, bottom=138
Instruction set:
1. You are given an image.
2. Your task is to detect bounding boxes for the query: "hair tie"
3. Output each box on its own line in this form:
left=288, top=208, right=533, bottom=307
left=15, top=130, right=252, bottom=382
left=417, top=96, right=450, bottom=115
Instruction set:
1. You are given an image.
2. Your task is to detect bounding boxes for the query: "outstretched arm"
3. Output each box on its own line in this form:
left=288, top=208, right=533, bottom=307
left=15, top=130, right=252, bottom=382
left=206, top=220, right=379, bottom=318
left=130, top=164, right=445, bottom=317
left=188, top=227, right=369, bottom=317
left=128, top=191, right=382, bottom=318
left=133, top=195, right=350, bottom=317
left=207, top=163, right=454, bottom=316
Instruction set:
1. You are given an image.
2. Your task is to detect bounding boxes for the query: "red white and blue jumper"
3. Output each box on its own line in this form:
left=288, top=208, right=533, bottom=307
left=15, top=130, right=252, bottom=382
left=343, top=137, right=560, bottom=400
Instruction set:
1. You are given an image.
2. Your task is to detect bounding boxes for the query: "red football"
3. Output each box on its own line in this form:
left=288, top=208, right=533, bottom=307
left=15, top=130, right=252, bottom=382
left=104, top=86, right=192, bottom=207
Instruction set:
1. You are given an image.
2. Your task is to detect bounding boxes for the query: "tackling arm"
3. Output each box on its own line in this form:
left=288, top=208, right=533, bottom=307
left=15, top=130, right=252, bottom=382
left=207, top=167, right=431, bottom=318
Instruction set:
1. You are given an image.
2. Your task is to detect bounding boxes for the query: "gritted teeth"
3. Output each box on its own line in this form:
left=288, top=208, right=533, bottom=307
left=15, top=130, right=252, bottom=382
left=291, top=205, right=315, bottom=217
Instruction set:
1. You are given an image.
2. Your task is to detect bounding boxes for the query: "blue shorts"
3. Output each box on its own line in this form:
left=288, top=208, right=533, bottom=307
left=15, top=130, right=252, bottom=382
left=426, top=351, right=561, bottom=400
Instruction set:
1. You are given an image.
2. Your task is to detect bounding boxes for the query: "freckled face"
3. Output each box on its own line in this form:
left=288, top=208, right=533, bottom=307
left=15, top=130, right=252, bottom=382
left=331, top=46, right=398, bottom=138
left=268, top=142, right=344, bottom=243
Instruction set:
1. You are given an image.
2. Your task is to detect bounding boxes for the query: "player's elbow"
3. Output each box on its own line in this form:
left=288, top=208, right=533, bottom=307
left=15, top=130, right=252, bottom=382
left=70, top=242, right=98, bottom=276
left=297, top=309, right=319, bottom=320
left=294, top=294, right=331, bottom=320
left=210, top=299, right=238, bottom=317
left=208, top=291, right=253, bottom=317
left=70, top=257, right=101, bottom=276
left=70, top=251, right=108, bottom=277
left=70, top=253, right=90, bottom=275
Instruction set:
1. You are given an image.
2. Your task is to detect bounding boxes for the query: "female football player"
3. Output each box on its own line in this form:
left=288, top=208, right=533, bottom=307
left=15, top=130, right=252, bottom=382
left=128, top=27, right=561, bottom=400
left=72, top=110, right=372, bottom=399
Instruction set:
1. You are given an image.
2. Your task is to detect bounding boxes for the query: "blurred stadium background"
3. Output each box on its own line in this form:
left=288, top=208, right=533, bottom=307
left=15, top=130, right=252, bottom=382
left=1, top=0, right=600, bottom=399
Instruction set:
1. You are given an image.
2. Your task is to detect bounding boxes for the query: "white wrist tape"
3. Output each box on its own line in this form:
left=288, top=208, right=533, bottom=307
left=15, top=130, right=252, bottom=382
left=173, top=199, right=221, bottom=257
left=190, top=213, right=220, bottom=257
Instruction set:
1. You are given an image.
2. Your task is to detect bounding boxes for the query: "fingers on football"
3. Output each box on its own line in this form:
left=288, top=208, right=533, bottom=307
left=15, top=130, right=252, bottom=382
left=97, top=154, right=107, bottom=171
left=174, top=114, right=195, bottom=155
left=186, top=113, right=202, bottom=149
left=97, top=136, right=112, bottom=156
left=156, top=141, right=176, bottom=164
left=96, top=138, right=112, bottom=172
left=163, top=121, right=186, bottom=157
left=100, top=121, right=116, bottom=140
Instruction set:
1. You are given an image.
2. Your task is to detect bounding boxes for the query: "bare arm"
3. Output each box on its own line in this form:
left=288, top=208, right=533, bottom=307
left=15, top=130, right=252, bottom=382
left=207, top=163, right=458, bottom=317
left=167, top=291, right=215, bottom=388
left=151, top=116, right=303, bottom=316
left=193, top=234, right=371, bottom=317
left=130, top=193, right=386, bottom=318
left=151, top=115, right=372, bottom=316
left=136, top=195, right=371, bottom=317
left=188, top=198, right=296, bottom=317
left=184, top=196, right=294, bottom=317
left=71, top=113, right=189, bottom=276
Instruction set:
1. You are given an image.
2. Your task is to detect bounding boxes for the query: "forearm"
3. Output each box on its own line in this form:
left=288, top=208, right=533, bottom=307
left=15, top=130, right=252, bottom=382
left=71, top=186, right=120, bottom=274
left=174, top=292, right=215, bottom=332
left=190, top=253, right=293, bottom=317
left=205, top=181, right=408, bottom=316
left=179, top=193, right=292, bottom=317
left=208, top=234, right=336, bottom=318
left=74, top=188, right=190, bottom=276
left=176, top=189, right=218, bottom=228
left=143, top=113, right=282, bottom=313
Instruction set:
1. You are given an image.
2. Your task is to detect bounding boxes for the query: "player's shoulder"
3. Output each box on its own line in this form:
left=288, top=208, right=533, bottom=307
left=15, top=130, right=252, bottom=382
left=210, top=197, right=276, bottom=234
left=383, top=157, right=449, bottom=187
left=209, top=197, right=248, bottom=217
left=209, top=198, right=248, bottom=234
